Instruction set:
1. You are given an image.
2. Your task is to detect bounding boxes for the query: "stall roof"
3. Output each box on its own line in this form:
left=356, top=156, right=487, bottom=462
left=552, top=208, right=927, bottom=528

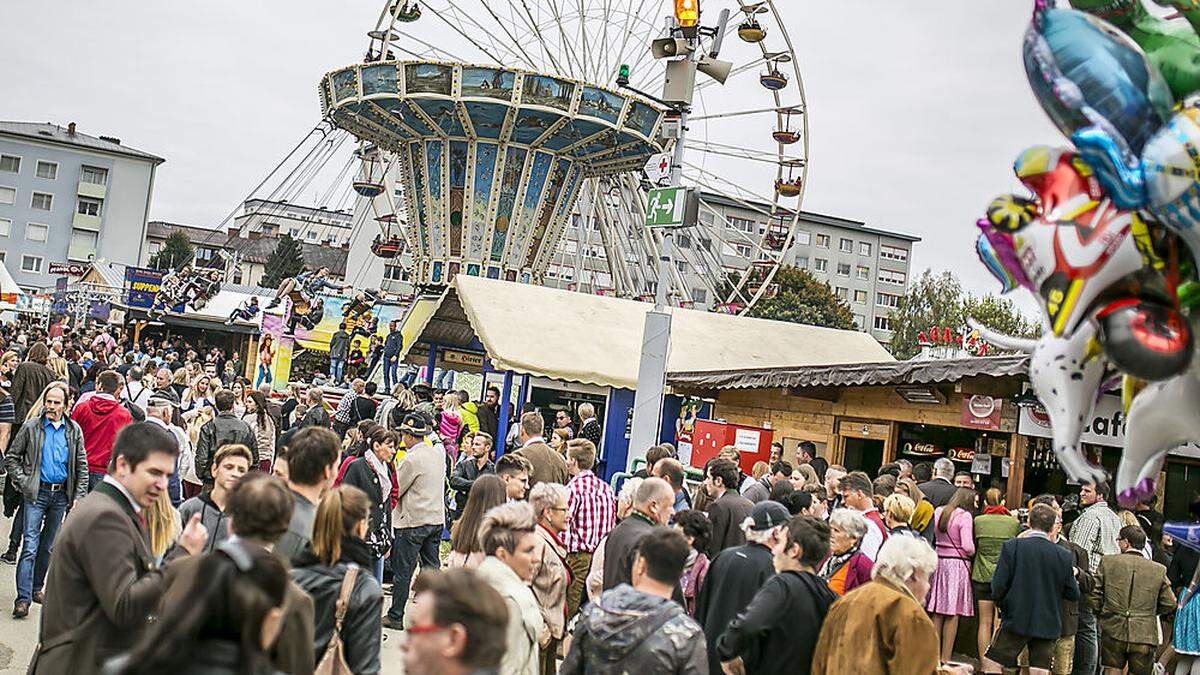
left=413, top=276, right=894, bottom=390
left=0, top=263, right=22, bottom=307
left=668, top=354, right=1031, bottom=390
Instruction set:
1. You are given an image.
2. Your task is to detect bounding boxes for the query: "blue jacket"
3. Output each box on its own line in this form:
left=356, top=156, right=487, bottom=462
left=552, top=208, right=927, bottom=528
left=992, top=533, right=1081, bottom=640
left=383, top=330, right=403, bottom=357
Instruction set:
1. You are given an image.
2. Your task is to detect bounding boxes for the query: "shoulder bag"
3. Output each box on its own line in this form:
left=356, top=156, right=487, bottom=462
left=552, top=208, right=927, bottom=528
left=315, top=565, right=360, bottom=675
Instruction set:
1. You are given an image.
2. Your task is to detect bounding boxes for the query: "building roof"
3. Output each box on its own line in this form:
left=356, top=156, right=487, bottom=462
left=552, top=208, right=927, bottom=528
left=0, top=121, right=165, bottom=164
left=667, top=354, right=1030, bottom=390
left=147, top=221, right=348, bottom=277
left=699, top=191, right=922, bottom=243
left=407, top=275, right=894, bottom=390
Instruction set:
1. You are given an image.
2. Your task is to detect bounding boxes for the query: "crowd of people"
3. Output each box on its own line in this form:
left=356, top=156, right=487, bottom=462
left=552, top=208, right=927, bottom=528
left=0, top=314, right=1197, bottom=675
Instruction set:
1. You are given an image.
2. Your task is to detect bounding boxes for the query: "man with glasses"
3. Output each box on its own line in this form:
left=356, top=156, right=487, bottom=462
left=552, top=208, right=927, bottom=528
left=403, top=569, right=509, bottom=675
left=554, top=409, right=574, bottom=439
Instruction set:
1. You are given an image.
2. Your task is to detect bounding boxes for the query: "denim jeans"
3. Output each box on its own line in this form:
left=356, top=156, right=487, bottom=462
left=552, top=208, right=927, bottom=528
left=434, top=368, right=455, bottom=390
left=329, top=357, right=345, bottom=383
left=373, top=556, right=385, bottom=585
left=386, top=524, right=441, bottom=622
left=1072, top=603, right=1099, bottom=675
left=382, top=355, right=399, bottom=391
left=16, top=485, right=69, bottom=602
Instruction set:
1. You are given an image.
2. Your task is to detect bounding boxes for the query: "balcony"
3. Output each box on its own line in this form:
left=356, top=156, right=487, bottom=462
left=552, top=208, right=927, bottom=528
left=76, top=180, right=107, bottom=199
left=67, top=240, right=96, bottom=263
left=72, top=212, right=101, bottom=231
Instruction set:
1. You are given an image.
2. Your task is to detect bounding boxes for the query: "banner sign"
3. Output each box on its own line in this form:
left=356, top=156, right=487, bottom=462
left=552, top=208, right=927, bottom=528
left=124, top=267, right=163, bottom=309
left=48, top=262, right=87, bottom=276
left=961, top=395, right=1003, bottom=431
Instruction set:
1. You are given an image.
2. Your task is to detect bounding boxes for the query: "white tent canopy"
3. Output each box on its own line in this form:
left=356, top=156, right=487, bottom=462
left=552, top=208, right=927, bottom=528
left=421, top=275, right=894, bottom=390
left=0, top=263, right=23, bottom=309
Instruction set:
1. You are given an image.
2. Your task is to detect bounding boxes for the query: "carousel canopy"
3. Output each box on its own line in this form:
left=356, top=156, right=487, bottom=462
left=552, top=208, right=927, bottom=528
left=320, top=60, right=666, bottom=287
left=403, top=275, right=893, bottom=390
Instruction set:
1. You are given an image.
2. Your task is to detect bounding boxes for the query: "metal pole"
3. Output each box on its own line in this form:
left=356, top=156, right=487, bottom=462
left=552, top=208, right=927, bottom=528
left=627, top=105, right=689, bottom=468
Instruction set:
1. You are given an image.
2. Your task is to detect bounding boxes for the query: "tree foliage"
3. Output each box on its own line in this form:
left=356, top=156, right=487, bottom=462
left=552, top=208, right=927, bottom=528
left=261, top=235, right=305, bottom=289
left=746, top=266, right=857, bottom=330
left=887, top=269, right=1040, bottom=359
left=149, top=231, right=194, bottom=272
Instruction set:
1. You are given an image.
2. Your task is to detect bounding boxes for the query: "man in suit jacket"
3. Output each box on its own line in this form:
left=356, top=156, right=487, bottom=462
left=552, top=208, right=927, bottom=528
left=987, top=503, right=1081, bottom=674
left=1092, top=525, right=1176, bottom=675
left=917, top=457, right=957, bottom=507
left=601, top=477, right=675, bottom=593
left=512, top=411, right=568, bottom=486
left=30, top=422, right=208, bottom=674
left=703, top=458, right=754, bottom=558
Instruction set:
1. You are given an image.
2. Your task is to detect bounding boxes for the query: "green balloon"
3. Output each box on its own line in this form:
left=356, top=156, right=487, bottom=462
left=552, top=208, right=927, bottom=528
left=1071, top=0, right=1200, bottom=99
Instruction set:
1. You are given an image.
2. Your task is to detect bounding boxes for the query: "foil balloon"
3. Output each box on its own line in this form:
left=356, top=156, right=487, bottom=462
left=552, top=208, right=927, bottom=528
left=1070, top=0, right=1200, bottom=99
left=1165, top=521, right=1200, bottom=552
left=976, top=223, right=1022, bottom=294
left=1024, top=6, right=1173, bottom=162
left=1096, top=298, right=1194, bottom=380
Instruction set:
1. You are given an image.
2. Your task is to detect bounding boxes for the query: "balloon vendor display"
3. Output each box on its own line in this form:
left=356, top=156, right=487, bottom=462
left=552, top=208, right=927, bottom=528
left=974, top=0, right=1200, bottom=507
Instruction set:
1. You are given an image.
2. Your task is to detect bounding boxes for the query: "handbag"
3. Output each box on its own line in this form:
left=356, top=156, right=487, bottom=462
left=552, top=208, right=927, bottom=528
left=315, top=566, right=359, bottom=675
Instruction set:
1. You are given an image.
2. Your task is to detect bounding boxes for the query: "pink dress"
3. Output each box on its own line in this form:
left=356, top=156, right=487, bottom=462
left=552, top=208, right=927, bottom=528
left=926, top=506, right=976, bottom=616
left=439, top=409, right=463, bottom=461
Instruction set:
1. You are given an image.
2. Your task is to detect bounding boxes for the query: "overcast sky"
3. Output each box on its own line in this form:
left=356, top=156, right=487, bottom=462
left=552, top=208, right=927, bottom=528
left=2, top=1, right=1063, bottom=297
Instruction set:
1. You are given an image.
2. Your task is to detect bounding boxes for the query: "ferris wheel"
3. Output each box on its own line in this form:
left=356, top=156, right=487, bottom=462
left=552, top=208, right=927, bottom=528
left=317, top=0, right=808, bottom=312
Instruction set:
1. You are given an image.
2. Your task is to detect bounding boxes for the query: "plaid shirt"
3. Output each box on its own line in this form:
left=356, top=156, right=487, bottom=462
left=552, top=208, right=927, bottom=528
left=1069, top=500, right=1123, bottom=573
left=334, top=392, right=357, bottom=424
left=565, top=470, right=617, bottom=554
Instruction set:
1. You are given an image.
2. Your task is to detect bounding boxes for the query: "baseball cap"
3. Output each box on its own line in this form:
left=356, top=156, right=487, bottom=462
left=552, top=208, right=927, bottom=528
left=749, top=500, right=790, bottom=531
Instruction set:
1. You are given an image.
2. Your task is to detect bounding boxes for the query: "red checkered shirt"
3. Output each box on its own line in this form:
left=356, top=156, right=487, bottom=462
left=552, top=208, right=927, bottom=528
left=565, top=470, right=617, bottom=554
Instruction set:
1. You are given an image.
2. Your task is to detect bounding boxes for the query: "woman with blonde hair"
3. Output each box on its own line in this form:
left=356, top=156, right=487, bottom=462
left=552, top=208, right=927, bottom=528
left=291, top=484, right=383, bottom=674
left=438, top=391, right=463, bottom=460
left=972, top=487, right=1019, bottom=674
left=144, top=491, right=181, bottom=565
left=528, top=482, right=570, bottom=675
left=883, top=493, right=922, bottom=539
left=895, top=476, right=934, bottom=533
left=181, top=375, right=214, bottom=421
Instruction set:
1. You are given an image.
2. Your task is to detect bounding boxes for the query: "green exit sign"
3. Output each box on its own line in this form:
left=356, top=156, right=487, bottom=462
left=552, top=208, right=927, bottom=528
left=644, top=186, right=697, bottom=228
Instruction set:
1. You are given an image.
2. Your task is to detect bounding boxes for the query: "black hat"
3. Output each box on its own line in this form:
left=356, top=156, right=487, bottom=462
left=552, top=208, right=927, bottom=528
left=749, top=500, right=790, bottom=531
left=399, top=412, right=430, bottom=436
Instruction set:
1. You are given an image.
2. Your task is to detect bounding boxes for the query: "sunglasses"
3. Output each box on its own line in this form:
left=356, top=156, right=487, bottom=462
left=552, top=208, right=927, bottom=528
left=407, top=622, right=449, bottom=636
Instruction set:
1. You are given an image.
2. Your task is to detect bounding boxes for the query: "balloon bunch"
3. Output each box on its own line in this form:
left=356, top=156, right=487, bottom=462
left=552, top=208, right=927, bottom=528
left=976, top=0, right=1200, bottom=507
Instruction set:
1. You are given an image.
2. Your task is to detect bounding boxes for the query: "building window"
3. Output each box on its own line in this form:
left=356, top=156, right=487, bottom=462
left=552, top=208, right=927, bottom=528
left=0, top=156, right=20, bottom=174
left=880, top=245, right=908, bottom=262
left=814, top=258, right=828, bottom=272
left=859, top=242, right=872, bottom=256
left=0, top=187, right=13, bottom=205
left=853, top=314, right=865, bottom=329
left=835, top=286, right=848, bottom=299
left=692, top=287, right=707, bottom=304
left=873, top=315, right=893, bottom=332
left=148, top=241, right=162, bottom=256
left=837, top=262, right=851, bottom=277
left=77, top=196, right=102, bottom=217
left=854, top=289, right=867, bottom=303
left=288, top=228, right=300, bottom=238
left=35, top=161, right=57, bottom=180
left=878, top=269, right=906, bottom=285
left=856, top=265, right=869, bottom=280
left=876, top=292, right=901, bottom=308
left=0, top=218, right=9, bottom=237
left=796, top=256, right=808, bottom=268
left=815, top=233, right=830, bottom=249
left=727, top=216, right=758, bottom=234
left=734, top=243, right=752, bottom=258
left=383, top=264, right=404, bottom=281
left=31, top=192, right=52, bottom=211
left=80, top=165, right=108, bottom=186
left=69, top=229, right=98, bottom=261
left=20, top=255, right=42, bottom=273
left=795, top=230, right=811, bottom=245
left=839, top=238, right=853, bottom=253
left=25, top=223, right=48, bottom=242
left=677, top=234, right=691, bottom=249
left=306, top=231, right=318, bottom=242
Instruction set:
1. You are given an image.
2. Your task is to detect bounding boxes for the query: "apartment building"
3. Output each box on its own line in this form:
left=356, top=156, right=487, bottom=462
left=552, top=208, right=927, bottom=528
left=232, top=198, right=354, bottom=247
left=545, top=192, right=919, bottom=344
left=0, top=121, right=163, bottom=290
left=145, top=221, right=348, bottom=286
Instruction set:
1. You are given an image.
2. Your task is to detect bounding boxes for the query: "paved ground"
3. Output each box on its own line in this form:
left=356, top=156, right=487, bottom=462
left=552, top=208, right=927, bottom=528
left=0, top=511, right=411, bottom=673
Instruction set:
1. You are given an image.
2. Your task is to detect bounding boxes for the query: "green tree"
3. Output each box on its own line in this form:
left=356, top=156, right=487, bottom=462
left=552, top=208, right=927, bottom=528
left=149, top=231, right=194, bottom=271
left=746, top=266, right=857, bottom=330
left=887, top=269, right=1039, bottom=359
left=261, top=234, right=305, bottom=289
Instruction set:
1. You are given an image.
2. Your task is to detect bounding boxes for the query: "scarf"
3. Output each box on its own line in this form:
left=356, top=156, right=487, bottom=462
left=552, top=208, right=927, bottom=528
left=983, top=505, right=1011, bottom=516
left=364, top=450, right=393, bottom=500
left=819, top=542, right=861, bottom=580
